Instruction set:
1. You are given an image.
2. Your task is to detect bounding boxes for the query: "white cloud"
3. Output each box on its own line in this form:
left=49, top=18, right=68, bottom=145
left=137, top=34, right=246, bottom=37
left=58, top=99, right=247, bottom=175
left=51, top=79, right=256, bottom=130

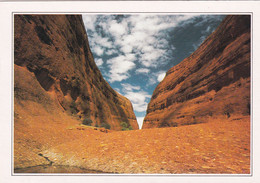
left=110, top=74, right=128, bottom=83
left=121, top=83, right=141, bottom=92
left=148, top=77, right=157, bottom=86
left=141, top=45, right=154, bottom=53
left=83, top=14, right=200, bottom=65
left=140, top=49, right=166, bottom=67
left=106, top=49, right=118, bottom=56
left=94, top=34, right=113, bottom=49
left=111, top=15, right=196, bottom=68
left=157, top=72, right=166, bottom=82
left=205, top=25, right=211, bottom=33
left=92, top=45, right=104, bottom=56
left=175, top=14, right=199, bottom=24
left=132, top=15, right=174, bottom=34
left=81, top=14, right=223, bottom=122
left=124, top=91, right=151, bottom=112
left=95, top=58, right=103, bottom=67
left=136, top=68, right=150, bottom=74
left=82, top=15, right=97, bottom=31
left=107, top=54, right=136, bottom=82
left=121, top=45, right=133, bottom=53
left=109, top=20, right=128, bottom=38
left=83, top=14, right=202, bottom=84
left=114, top=88, right=122, bottom=94
left=119, top=80, right=152, bottom=114
left=147, top=70, right=166, bottom=85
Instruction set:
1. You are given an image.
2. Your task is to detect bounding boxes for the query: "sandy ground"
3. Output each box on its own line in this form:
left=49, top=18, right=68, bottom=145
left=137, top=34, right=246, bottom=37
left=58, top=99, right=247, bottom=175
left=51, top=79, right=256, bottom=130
left=14, top=109, right=250, bottom=174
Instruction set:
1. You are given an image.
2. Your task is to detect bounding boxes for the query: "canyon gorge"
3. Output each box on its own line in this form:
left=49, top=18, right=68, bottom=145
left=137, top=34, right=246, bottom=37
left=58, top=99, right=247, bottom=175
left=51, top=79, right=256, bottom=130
left=14, top=14, right=250, bottom=174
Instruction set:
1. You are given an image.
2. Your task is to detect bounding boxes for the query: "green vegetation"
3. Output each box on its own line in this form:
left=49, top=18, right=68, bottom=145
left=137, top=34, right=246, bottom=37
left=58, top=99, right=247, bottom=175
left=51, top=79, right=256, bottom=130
left=120, top=122, right=133, bottom=131
left=69, top=101, right=78, bottom=115
left=100, top=122, right=111, bottom=129
left=82, top=118, right=93, bottom=126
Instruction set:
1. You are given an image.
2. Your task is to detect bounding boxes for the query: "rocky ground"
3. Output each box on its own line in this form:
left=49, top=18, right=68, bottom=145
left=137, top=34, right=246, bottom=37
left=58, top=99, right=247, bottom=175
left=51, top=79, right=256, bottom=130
left=14, top=109, right=250, bottom=174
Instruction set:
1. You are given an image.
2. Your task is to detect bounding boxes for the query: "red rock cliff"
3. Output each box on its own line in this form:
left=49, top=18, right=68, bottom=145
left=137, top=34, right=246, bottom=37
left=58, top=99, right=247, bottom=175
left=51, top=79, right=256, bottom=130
left=14, top=15, right=138, bottom=130
left=142, top=15, right=250, bottom=129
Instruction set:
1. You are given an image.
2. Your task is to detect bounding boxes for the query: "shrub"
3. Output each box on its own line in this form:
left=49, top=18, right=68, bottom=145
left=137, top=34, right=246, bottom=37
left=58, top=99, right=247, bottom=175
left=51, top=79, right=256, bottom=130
left=120, top=122, right=128, bottom=128
left=172, top=122, right=178, bottom=127
left=159, top=121, right=170, bottom=128
left=82, top=118, right=93, bottom=126
left=101, top=122, right=111, bottom=129
left=223, top=104, right=234, bottom=118
left=122, top=127, right=128, bottom=131
left=69, top=101, right=78, bottom=115
left=120, top=122, right=133, bottom=131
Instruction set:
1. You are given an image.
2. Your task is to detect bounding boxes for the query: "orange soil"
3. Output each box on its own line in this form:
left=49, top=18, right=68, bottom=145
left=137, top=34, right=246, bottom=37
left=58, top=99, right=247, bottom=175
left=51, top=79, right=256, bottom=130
left=14, top=103, right=250, bottom=174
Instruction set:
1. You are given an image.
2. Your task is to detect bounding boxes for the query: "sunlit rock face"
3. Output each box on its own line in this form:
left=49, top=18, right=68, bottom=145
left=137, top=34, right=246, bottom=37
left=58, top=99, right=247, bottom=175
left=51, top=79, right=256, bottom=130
left=14, top=15, right=138, bottom=130
left=142, top=15, right=250, bottom=129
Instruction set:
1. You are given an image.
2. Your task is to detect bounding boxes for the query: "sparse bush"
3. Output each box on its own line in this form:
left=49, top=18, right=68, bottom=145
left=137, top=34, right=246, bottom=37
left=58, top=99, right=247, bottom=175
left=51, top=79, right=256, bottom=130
left=120, top=122, right=128, bottom=128
left=172, top=122, right=178, bottom=127
left=120, top=122, right=133, bottom=131
left=192, top=117, right=200, bottom=125
left=101, top=122, right=111, bottom=129
left=69, top=101, right=78, bottom=115
left=159, top=121, right=170, bottom=128
left=122, top=127, right=128, bottom=131
left=82, top=118, right=93, bottom=126
left=223, top=104, right=234, bottom=118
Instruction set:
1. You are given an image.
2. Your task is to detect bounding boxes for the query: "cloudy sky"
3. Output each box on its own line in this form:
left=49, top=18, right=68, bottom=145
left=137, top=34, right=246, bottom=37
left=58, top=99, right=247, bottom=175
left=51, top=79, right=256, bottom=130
left=82, top=14, right=225, bottom=128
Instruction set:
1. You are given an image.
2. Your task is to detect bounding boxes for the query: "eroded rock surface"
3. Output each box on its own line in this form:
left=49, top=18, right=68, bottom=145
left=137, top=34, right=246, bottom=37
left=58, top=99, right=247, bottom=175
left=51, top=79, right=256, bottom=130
left=142, top=15, right=250, bottom=129
left=14, top=15, right=138, bottom=169
left=14, top=15, right=138, bottom=131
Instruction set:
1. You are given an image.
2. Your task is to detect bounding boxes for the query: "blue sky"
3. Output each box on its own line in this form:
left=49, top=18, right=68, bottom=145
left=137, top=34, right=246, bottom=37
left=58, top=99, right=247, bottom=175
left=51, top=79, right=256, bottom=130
left=82, top=14, right=225, bottom=128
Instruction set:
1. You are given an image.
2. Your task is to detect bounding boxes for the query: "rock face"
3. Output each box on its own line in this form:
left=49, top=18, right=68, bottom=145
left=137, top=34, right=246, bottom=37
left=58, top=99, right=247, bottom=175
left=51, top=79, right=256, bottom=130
left=14, top=15, right=138, bottom=130
left=142, top=15, right=250, bottom=129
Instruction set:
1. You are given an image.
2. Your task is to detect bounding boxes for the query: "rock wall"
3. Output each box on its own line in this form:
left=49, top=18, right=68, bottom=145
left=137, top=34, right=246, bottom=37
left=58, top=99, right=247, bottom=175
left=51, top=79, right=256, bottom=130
left=14, top=15, right=138, bottom=130
left=142, top=15, right=250, bottom=129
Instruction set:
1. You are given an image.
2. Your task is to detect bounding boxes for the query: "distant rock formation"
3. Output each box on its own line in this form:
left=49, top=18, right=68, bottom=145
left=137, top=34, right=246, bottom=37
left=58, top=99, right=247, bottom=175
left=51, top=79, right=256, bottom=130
left=14, top=15, right=138, bottom=130
left=142, top=15, right=250, bottom=129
